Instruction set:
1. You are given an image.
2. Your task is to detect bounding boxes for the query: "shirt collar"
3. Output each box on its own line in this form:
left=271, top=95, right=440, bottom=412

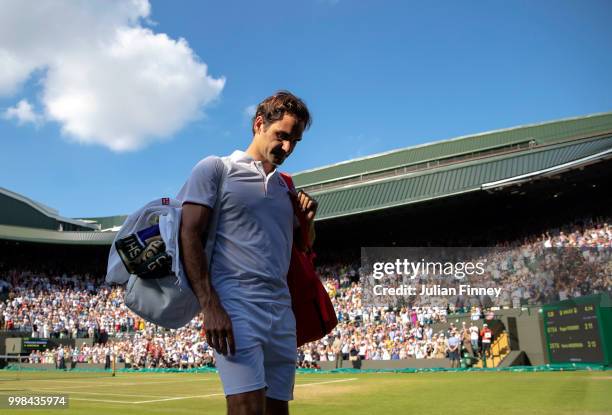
left=230, top=150, right=253, bottom=163
left=230, top=150, right=278, bottom=176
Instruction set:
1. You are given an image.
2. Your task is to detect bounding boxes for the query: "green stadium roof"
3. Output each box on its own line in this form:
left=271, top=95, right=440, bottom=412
left=0, top=224, right=116, bottom=245
left=311, top=134, right=612, bottom=220
left=0, top=187, right=99, bottom=231
left=293, top=112, right=612, bottom=187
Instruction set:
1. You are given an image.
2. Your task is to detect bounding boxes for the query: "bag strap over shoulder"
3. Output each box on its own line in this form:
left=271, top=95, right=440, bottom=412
left=279, top=172, right=295, bottom=192
left=203, top=156, right=230, bottom=270
left=280, top=172, right=312, bottom=252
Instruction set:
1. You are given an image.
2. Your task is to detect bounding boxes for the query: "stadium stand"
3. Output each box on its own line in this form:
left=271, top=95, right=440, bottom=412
left=1, top=219, right=609, bottom=369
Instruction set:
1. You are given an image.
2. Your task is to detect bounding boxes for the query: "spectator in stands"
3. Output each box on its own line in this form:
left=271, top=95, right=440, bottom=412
left=446, top=330, right=461, bottom=368
left=480, top=323, right=493, bottom=361
left=57, top=346, right=66, bottom=370
left=349, top=342, right=360, bottom=369
left=460, top=322, right=473, bottom=357
left=469, top=322, right=480, bottom=357
left=332, top=335, right=343, bottom=368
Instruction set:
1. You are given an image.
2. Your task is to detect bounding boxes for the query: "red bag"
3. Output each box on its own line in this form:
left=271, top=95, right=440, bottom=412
left=280, top=173, right=338, bottom=347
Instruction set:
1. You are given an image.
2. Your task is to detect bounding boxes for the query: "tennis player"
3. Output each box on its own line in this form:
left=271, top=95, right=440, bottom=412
left=178, top=90, right=316, bottom=415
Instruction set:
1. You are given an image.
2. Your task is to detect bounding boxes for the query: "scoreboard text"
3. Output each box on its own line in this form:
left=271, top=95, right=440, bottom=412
left=544, top=303, right=604, bottom=363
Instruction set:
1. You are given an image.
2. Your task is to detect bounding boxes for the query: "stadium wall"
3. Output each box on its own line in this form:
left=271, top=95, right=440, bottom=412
left=1, top=335, right=92, bottom=356
left=430, top=309, right=549, bottom=366
left=318, top=359, right=452, bottom=370
left=13, top=363, right=108, bottom=370
left=506, top=313, right=548, bottom=366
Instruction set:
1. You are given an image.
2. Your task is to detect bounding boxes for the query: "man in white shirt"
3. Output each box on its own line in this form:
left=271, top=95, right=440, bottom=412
left=469, top=323, right=480, bottom=357
left=179, top=91, right=315, bottom=415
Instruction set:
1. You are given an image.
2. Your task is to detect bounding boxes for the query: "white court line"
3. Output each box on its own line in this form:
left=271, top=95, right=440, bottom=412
left=71, top=397, right=140, bottom=404
left=134, top=378, right=358, bottom=404
left=95, top=378, right=216, bottom=386
left=68, top=393, right=224, bottom=405
left=35, top=388, right=173, bottom=398
left=133, top=393, right=224, bottom=404
left=296, top=378, right=358, bottom=382
left=295, top=378, right=357, bottom=387
left=36, top=377, right=359, bottom=405
left=21, top=376, right=216, bottom=382
left=20, top=378, right=216, bottom=387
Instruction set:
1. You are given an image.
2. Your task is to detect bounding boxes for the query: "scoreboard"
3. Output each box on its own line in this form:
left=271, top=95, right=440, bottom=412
left=21, top=338, right=53, bottom=351
left=543, top=295, right=611, bottom=365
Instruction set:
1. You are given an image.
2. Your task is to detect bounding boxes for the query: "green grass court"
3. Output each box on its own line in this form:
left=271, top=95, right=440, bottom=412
left=0, top=370, right=610, bottom=414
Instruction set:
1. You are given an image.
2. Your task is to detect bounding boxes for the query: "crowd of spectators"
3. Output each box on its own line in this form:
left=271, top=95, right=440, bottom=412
left=0, top=273, right=215, bottom=369
left=299, top=220, right=611, bottom=366
left=26, top=332, right=214, bottom=370
left=0, top=219, right=609, bottom=369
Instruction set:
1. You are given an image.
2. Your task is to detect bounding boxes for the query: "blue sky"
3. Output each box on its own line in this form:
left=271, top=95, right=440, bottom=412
left=1, top=0, right=611, bottom=218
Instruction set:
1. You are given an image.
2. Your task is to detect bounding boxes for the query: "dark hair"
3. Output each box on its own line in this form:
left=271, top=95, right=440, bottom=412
left=251, top=90, right=312, bottom=135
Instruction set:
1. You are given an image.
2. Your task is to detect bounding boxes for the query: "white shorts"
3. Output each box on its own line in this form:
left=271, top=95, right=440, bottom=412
left=214, top=298, right=297, bottom=401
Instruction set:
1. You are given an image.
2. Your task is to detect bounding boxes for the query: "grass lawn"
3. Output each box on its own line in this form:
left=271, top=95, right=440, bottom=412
left=0, top=370, right=610, bottom=414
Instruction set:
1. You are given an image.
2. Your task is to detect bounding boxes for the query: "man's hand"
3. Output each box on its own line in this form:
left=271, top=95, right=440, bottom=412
left=295, top=190, right=317, bottom=248
left=297, top=190, right=318, bottom=223
left=202, top=293, right=235, bottom=356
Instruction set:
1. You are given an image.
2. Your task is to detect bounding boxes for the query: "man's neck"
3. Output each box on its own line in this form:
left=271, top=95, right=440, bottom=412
left=245, top=144, right=275, bottom=175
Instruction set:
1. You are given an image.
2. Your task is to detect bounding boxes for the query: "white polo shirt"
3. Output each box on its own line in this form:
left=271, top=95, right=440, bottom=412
left=177, top=150, right=294, bottom=306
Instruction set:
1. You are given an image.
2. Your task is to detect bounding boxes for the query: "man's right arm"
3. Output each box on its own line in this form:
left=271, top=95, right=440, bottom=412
left=180, top=202, right=235, bottom=356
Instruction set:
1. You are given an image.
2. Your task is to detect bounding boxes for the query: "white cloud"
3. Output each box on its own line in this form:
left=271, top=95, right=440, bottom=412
left=3, top=99, right=42, bottom=126
left=244, top=104, right=257, bottom=118
left=0, top=0, right=225, bottom=151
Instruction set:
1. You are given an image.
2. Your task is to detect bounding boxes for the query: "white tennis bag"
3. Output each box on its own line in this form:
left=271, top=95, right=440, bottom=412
left=106, top=158, right=228, bottom=329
